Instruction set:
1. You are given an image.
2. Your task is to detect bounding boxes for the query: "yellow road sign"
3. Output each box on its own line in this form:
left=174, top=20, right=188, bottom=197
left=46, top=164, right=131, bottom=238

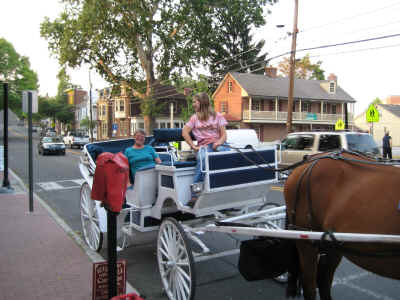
left=366, top=105, right=379, bottom=122
left=335, top=119, right=345, bottom=131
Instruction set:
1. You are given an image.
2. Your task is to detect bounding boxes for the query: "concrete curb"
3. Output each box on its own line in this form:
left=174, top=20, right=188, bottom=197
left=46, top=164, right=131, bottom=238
left=8, top=168, right=139, bottom=296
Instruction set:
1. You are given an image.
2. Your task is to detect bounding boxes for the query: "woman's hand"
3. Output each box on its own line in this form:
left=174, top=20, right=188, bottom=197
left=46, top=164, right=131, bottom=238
left=191, top=144, right=200, bottom=151
left=212, top=141, right=222, bottom=151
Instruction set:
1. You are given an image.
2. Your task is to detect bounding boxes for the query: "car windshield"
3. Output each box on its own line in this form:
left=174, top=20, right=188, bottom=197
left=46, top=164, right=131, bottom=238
left=43, top=137, right=62, bottom=143
left=346, top=134, right=380, bottom=155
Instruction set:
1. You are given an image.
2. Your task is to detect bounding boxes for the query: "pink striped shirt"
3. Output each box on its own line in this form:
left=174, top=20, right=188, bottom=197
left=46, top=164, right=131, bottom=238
left=185, top=112, right=227, bottom=146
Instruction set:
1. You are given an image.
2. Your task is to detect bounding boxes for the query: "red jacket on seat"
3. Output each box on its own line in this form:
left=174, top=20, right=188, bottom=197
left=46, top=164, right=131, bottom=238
left=91, top=152, right=129, bottom=213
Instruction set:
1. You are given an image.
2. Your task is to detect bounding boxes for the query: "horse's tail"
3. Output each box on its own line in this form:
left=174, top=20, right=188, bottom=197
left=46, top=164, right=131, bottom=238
left=286, top=242, right=302, bottom=298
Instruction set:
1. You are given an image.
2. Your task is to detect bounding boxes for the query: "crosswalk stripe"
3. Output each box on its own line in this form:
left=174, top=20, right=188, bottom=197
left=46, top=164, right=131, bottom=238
left=36, top=179, right=85, bottom=191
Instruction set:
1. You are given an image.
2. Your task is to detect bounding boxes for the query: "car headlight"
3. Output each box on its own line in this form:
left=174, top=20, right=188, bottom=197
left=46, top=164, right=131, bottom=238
left=43, top=144, right=50, bottom=149
left=60, top=144, right=65, bottom=149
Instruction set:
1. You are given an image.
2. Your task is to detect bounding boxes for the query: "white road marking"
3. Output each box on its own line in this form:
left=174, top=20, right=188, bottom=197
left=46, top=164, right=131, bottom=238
left=36, top=179, right=84, bottom=191
left=333, top=271, right=394, bottom=300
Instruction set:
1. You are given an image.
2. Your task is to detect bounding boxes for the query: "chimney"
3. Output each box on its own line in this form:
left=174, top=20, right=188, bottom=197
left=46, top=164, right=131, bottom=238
left=327, top=73, right=337, bottom=82
left=264, top=66, right=277, bottom=78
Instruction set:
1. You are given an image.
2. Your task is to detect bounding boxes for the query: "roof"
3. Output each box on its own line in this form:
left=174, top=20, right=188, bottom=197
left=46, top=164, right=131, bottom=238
left=229, top=72, right=355, bottom=103
left=378, top=104, right=400, bottom=118
left=152, top=82, right=186, bottom=101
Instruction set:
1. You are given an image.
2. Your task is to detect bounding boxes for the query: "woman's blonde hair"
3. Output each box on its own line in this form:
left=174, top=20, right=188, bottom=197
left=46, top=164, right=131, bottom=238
left=194, top=92, right=215, bottom=121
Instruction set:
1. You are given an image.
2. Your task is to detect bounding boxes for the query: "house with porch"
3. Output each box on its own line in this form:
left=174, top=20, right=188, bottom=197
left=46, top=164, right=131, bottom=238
left=213, top=69, right=356, bottom=142
left=96, top=83, right=187, bottom=140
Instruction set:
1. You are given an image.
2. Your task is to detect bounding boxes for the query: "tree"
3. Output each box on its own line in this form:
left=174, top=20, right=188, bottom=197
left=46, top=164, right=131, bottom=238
left=174, top=75, right=210, bottom=122
left=40, top=0, right=271, bottom=134
left=277, top=54, right=325, bottom=80
left=0, top=38, right=39, bottom=116
left=370, top=97, right=382, bottom=106
left=207, top=1, right=276, bottom=82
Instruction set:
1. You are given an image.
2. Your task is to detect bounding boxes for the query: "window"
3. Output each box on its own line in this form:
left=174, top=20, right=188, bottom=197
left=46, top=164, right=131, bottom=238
left=302, top=102, right=311, bottom=113
left=332, top=104, right=337, bottom=114
left=318, top=135, right=341, bottom=151
left=119, top=100, right=125, bottom=112
left=295, top=135, right=315, bottom=150
left=228, top=81, right=233, bottom=93
left=102, top=105, right=106, bottom=116
left=221, top=101, right=228, bottom=113
left=252, top=99, right=260, bottom=111
left=329, top=81, right=336, bottom=93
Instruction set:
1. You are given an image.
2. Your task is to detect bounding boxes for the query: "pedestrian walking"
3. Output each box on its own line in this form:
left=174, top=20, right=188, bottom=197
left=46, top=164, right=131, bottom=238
left=382, top=131, right=392, bottom=159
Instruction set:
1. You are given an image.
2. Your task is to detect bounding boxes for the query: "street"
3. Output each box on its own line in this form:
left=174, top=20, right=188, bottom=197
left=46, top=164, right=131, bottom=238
left=3, top=126, right=400, bottom=300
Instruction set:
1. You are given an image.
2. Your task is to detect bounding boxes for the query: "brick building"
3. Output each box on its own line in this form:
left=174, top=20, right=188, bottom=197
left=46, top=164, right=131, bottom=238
left=213, top=69, right=356, bottom=142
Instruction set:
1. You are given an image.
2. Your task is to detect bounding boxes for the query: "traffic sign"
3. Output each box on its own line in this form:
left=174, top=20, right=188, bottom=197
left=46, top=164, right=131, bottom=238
left=335, top=119, right=345, bottom=131
left=366, top=105, right=379, bottom=122
left=112, top=123, right=118, bottom=130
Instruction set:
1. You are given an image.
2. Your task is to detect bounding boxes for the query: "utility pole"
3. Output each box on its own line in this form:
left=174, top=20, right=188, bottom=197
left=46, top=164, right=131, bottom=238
left=89, top=71, right=94, bottom=142
left=286, top=0, right=299, bottom=133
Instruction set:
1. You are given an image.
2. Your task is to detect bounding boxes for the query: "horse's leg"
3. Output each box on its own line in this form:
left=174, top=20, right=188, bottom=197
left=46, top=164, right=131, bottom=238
left=296, top=241, right=319, bottom=300
left=317, top=251, right=342, bottom=300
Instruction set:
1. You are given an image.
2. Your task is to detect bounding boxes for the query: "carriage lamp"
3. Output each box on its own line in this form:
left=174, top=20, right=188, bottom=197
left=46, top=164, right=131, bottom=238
left=191, top=182, right=203, bottom=194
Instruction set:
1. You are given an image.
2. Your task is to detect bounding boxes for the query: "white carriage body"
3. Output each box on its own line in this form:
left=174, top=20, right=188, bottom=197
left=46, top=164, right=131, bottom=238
left=79, top=129, right=278, bottom=234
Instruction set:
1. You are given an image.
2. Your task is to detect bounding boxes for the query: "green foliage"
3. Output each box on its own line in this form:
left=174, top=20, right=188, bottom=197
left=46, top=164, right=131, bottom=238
left=370, top=97, right=382, bottom=106
left=174, top=75, right=210, bottom=122
left=40, top=0, right=274, bottom=131
left=207, top=0, right=275, bottom=81
left=278, top=54, right=325, bottom=80
left=0, top=38, right=39, bottom=117
left=80, top=116, right=96, bottom=130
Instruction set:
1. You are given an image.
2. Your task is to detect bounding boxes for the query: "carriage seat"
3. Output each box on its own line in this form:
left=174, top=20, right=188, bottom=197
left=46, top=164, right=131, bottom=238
left=125, top=165, right=158, bottom=209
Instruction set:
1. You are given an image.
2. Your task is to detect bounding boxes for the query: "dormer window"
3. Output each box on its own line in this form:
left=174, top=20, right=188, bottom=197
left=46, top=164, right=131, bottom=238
left=228, top=81, right=233, bottom=93
left=329, top=81, right=336, bottom=94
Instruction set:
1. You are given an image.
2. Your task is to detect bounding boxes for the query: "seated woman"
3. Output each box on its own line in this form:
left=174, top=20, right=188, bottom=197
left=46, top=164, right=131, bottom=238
left=182, top=92, right=230, bottom=206
left=124, top=130, right=162, bottom=187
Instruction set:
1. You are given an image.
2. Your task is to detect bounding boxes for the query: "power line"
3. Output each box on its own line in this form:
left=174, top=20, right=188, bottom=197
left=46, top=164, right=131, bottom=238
left=300, top=1, right=400, bottom=34
left=307, top=42, right=400, bottom=58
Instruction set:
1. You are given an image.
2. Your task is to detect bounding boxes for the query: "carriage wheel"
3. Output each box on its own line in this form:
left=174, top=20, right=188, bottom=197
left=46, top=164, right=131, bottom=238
left=157, top=218, right=196, bottom=300
left=80, top=182, right=103, bottom=252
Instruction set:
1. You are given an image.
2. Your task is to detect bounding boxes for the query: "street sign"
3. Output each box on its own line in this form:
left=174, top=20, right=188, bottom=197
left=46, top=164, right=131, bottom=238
left=112, top=123, right=118, bottom=130
left=22, top=91, right=38, bottom=113
left=335, top=119, right=345, bottom=131
left=92, top=260, right=126, bottom=300
left=366, top=105, right=379, bottom=123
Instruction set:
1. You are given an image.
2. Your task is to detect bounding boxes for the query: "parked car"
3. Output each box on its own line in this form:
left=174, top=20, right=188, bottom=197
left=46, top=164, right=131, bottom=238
left=63, top=131, right=90, bottom=149
left=277, top=131, right=380, bottom=168
left=38, top=136, right=66, bottom=155
left=226, top=129, right=260, bottom=149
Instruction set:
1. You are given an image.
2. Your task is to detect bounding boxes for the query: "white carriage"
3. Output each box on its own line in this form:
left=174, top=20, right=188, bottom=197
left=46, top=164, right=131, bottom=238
left=79, top=128, right=289, bottom=300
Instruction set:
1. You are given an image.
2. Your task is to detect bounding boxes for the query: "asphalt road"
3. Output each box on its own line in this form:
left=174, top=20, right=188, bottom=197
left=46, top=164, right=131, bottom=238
left=2, top=125, right=399, bottom=300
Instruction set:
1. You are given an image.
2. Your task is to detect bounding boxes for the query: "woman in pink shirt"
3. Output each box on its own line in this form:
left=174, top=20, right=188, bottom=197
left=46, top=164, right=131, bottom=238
left=182, top=92, right=229, bottom=205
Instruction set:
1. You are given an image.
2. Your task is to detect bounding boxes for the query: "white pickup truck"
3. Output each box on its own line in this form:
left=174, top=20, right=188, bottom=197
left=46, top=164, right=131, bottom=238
left=63, top=131, right=90, bottom=149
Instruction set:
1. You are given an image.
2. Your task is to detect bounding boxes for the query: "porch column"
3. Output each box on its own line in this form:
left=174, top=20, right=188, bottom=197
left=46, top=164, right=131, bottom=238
left=299, top=99, right=302, bottom=120
left=249, top=97, right=252, bottom=120
left=342, top=103, right=344, bottom=120
left=321, top=101, right=324, bottom=120
left=275, top=97, right=278, bottom=120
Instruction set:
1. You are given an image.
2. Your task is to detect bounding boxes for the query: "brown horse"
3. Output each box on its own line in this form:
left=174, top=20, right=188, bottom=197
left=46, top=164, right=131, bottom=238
left=284, top=151, right=400, bottom=300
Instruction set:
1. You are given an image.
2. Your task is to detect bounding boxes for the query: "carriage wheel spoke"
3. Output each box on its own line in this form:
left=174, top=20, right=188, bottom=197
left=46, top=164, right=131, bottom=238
left=176, top=265, right=191, bottom=286
left=176, top=268, right=190, bottom=296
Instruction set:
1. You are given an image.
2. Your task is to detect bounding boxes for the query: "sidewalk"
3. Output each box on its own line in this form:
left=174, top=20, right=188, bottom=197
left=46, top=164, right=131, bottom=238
left=0, top=170, right=94, bottom=299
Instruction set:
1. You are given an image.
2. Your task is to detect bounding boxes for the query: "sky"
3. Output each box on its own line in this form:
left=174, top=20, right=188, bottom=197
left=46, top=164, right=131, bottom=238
left=1, top=0, right=400, bottom=116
